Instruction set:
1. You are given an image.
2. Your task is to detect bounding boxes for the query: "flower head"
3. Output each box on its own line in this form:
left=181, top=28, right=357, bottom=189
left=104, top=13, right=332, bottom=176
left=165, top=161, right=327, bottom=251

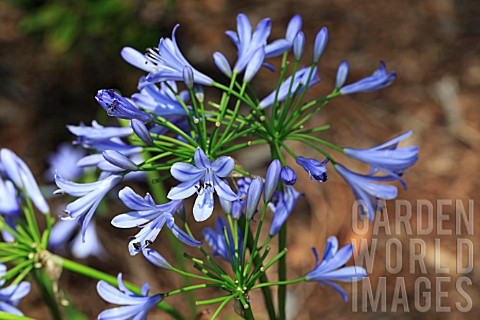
left=112, top=187, right=201, bottom=255
left=167, top=148, right=238, bottom=222
left=55, top=173, right=122, bottom=240
left=306, top=236, right=367, bottom=301
left=334, top=164, right=397, bottom=221
left=296, top=156, right=329, bottom=182
left=0, top=264, right=31, bottom=316
left=97, top=273, right=162, bottom=320
left=203, top=216, right=242, bottom=263
left=122, top=25, right=214, bottom=86
left=339, top=61, right=396, bottom=95
left=344, top=131, right=418, bottom=188
left=0, top=148, right=49, bottom=214
left=269, top=185, right=303, bottom=236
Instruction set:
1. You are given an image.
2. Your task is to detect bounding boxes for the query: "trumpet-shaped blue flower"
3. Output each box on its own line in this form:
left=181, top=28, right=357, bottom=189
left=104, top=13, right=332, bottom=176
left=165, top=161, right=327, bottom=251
left=259, top=66, right=320, bottom=109
left=167, top=148, right=238, bottom=222
left=97, top=273, right=161, bottom=320
left=269, top=185, right=303, bottom=236
left=334, top=164, right=398, bottom=221
left=112, top=187, right=201, bottom=255
left=96, top=89, right=152, bottom=122
left=55, top=173, right=122, bottom=240
left=296, top=156, right=329, bottom=182
left=122, top=25, right=213, bottom=86
left=203, top=216, right=242, bottom=263
left=344, top=131, right=419, bottom=188
left=339, top=61, right=396, bottom=95
left=0, top=264, right=31, bottom=316
left=49, top=218, right=106, bottom=259
left=67, top=121, right=134, bottom=151
left=306, top=236, right=367, bottom=301
left=0, top=148, right=49, bottom=214
left=45, top=143, right=85, bottom=181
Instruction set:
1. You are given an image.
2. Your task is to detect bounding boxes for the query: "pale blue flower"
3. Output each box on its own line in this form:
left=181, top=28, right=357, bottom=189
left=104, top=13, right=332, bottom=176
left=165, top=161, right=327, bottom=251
left=45, top=143, right=85, bottom=181
left=344, top=131, right=418, bottom=188
left=112, top=187, right=201, bottom=255
left=339, top=61, right=396, bottom=95
left=306, top=236, right=367, bottom=301
left=167, top=148, right=238, bottom=222
left=55, top=173, right=122, bottom=240
left=269, top=186, right=303, bottom=236
left=259, top=66, right=320, bottom=109
left=0, top=148, right=49, bottom=214
left=203, top=217, right=242, bottom=263
left=122, top=25, right=213, bottom=86
left=334, top=164, right=397, bottom=221
left=0, top=264, right=31, bottom=316
left=97, top=273, right=161, bottom=320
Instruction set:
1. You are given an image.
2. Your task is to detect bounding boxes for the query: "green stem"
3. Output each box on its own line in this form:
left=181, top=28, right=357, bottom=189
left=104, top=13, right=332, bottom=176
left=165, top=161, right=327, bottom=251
left=252, top=276, right=306, bottom=290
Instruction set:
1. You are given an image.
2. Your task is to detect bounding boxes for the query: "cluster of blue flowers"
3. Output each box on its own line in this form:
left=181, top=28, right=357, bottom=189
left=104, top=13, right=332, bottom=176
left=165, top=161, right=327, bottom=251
left=0, top=13, right=418, bottom=320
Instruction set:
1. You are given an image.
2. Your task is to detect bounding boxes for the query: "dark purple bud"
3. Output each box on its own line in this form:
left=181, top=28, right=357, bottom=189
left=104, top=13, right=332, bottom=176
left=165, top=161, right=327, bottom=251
left=213, top=52, right=232, bottom=77
left=281, top=166, right=297, bottom=185
left=131, top=119, right=153, bottom=146
left=102, top=150, right=138, bottom=171
left=96, top=89, right=151, bottom=122
left=296, top=156, right=328, bottom=182
left=183, top=66, right=194, bottom=89
left=264, top=159, right=281, bottom=203
left=293, top=32, right=305, bottom=61
left=336, top=60, right=349, bottom=89
left=313, top=27, right=328, bottom=63
left=245, top=177, right=263, bottom=220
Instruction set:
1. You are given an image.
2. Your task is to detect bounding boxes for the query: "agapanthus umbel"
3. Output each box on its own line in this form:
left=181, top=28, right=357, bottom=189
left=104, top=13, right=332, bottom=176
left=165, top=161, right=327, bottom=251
left=97, top=273, right=162, bottom=320
left=122, top=25, right=214, bottom=86
left=306, top=236, right=367, bottom=301
left=0, top=264, right=31, bottom=316
left=334, top=164, right=397, bottom=221
left=112, top=187, right=201, bottom=255
left=167, top=148, right=238, bottom=222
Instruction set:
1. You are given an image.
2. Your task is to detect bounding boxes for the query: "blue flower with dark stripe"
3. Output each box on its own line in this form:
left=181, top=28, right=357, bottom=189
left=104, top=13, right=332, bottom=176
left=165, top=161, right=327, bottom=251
left=167, top=148, right=238, bottom=222
left=306, top=236, right=367, bottom=301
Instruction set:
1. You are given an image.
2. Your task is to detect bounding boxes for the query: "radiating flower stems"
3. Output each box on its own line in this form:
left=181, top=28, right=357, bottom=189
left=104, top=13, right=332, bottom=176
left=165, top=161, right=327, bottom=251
left=54, top=254, right=185, bottom=320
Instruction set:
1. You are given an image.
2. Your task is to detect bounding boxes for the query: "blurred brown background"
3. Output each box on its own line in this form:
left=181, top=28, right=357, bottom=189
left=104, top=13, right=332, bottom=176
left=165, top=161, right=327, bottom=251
left=1, top=0, right=479, bottom=319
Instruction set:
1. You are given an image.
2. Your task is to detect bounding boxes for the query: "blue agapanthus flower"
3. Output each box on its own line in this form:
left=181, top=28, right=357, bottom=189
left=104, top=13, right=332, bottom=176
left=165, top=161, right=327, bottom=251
left=203, top=216, right=242, bottom=263
left=296, top=156, right=329, bottom=182
left=339, top=61, right=396, bottom=95
left=0, top=178, right=19, bottom=217
left=0, top=264, right=31, bottom=316
left=334, top=164, right=397, bottom=221
left=45, top=143, right=85, bottom=181
left=269, top=185, right=303, bottom=236
left=48, top=219, right=106, bottom=259
left=97, top=273, right=162, bottom=320
left=55, top=173, right=122, bottom=240
left=96, top=89, right=152, bottom=122
left=122, top=25, right=214, bottom=86
left=344, top=131, right=419, bottom=188
left=305, top=236, right=367, bottom=301
left=112, top=187, right=201, bottom=255
left=0, top=148, right=49, bottom=214
left=167, top=148, right=238, bottom=222
left=258, top=66, right=320, bottom=109
left=67, top=121, right=134, bottom=151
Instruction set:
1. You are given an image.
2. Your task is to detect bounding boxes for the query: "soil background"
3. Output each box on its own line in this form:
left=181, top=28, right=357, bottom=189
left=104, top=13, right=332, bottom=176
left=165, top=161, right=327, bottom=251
left=0, top=0, right=479, bottom=319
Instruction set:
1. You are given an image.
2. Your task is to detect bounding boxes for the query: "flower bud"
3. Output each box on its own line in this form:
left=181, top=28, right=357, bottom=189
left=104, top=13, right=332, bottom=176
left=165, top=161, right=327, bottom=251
left=102, top=150, right=138, bottom=171
left=143, top=248, right=172, bottom=270
left=264, top=159, right=281, bottom=203
left=183, top=66, right=194, bottom=89
left=131, top=119, right=153, bottom=146
left=245, top=177, right=263, bottom=220
left=293, top=32, right=305, bottom=61
left=313, top=27, right=328, bottom=63
left=336, top=60, right=349, bottom=89
left=281, top=166, right=297, bottom=185
left=213, top=52, right=232, bottom=77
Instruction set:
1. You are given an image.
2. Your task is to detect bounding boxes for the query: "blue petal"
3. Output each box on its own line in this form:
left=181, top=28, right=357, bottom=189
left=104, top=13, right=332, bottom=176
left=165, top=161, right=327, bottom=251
left=213, top=175, right=238, bottom=202
left=170, top=162, right=204, bottom=182
left=211, top=156, right=234, bottom=178
left=193, top=190, right=214, bottom=222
